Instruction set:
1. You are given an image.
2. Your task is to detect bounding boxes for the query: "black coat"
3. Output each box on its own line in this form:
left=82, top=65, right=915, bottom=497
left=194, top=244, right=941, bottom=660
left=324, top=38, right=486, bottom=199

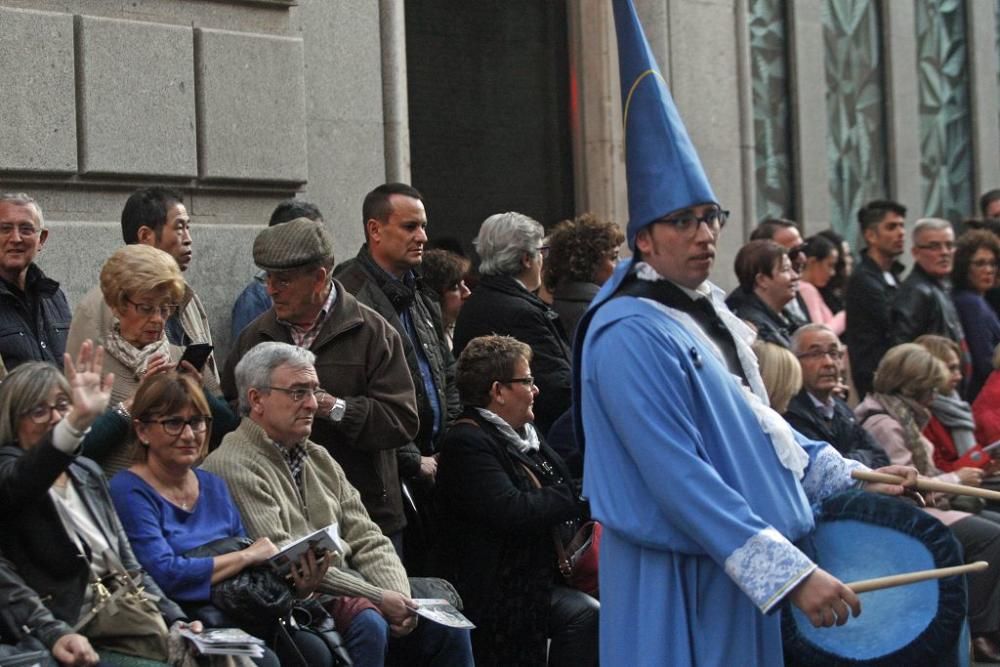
left=890, top=264, right=965, bottom=346
left=725, top=290, right=796, bottom=348
left=551, top=281, right=600, bottom=347
left=0, top=550, right=72, bottom=649
left=453, top=274, right=572, bottom=435
left=784, top=390, right=890, bottom=468
left=334, top=249, right=461, bottom=473
left=844, top=253, right=905, bottom=398
left=434, top=409, right=585, bottom=665
left=0, top=265, right=71, bottom=370
left=0, top=438, right=184, bottom=628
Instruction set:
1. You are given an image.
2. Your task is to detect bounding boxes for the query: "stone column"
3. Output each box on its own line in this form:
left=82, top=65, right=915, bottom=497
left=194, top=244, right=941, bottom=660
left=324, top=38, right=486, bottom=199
left=966, top=0, right=1000, bottom=207
left=379, top=0, right=411, bottom=183
left=788, top=0, right=831, bottom=233
left=882, top=1, right=923, bottom=218
left=566, top=0, right=628, bottom=226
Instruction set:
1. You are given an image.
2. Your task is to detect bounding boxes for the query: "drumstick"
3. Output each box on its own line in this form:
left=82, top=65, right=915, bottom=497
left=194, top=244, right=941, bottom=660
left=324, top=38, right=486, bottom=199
left=851, top=469, right=1000, bottom=502
left=846, top=561, right=989, bottom=594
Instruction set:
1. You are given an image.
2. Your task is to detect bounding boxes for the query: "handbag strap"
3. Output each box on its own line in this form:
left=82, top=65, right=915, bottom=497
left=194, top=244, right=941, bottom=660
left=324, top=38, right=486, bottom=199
left=518, top=463, right=574, bottom=579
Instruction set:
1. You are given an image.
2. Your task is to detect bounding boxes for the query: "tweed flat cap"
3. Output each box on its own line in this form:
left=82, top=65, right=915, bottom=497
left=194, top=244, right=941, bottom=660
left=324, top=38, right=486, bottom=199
left=253, top=217, right=334, bottom=271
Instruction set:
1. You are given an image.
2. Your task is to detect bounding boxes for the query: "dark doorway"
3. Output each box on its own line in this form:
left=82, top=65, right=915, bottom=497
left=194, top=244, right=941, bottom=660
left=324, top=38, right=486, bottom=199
left=406, top=1, right=575, bottom=256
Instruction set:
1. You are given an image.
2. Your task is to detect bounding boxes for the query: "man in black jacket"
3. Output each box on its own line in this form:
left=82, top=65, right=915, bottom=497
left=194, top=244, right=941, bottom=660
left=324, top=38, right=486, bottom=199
left=0, top=193, right=71, bottom=371
left=890, top=218, right=965, bottom=344
left=844, top=200, right=906, bottom=398
left=784, top=324, right=889, bottom=468
left=334, top=184, right=460, bottom=566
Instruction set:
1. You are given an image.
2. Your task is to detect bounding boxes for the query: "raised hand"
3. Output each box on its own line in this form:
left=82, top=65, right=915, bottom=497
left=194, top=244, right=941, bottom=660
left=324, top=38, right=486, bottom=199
left=63, top=340, right=114, bottom=431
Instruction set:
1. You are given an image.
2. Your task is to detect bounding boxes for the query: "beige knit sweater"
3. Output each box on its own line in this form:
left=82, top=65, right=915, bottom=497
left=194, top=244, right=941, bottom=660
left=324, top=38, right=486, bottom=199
left=201, top=418, right=410, bottom=601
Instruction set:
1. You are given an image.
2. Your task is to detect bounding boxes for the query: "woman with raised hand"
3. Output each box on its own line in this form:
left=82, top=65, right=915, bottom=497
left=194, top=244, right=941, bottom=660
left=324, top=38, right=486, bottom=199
left=0, top=341, right=195, bottom=666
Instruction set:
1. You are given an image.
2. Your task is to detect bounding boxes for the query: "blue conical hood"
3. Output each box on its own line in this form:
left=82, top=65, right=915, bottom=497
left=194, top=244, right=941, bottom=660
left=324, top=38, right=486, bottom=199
left=613, top=0, right=718, bottom=248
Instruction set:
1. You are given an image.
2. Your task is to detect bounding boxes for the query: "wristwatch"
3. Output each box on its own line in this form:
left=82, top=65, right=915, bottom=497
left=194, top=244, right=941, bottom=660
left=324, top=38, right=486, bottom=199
left=327, top=398, right=347, bottom=422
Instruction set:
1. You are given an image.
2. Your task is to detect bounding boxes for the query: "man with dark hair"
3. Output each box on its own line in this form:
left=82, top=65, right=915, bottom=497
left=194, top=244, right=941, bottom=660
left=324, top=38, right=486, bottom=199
left=784, top=324, right=890, bottom=468
left=844, top=199, right=906, bottom=398
left=0, top=193, right=72, bottom=370
left=334, top=183, right=460, bottom=568
left=230, top=199, right=324, bottom=339
left=66, top=187, right=218, bottom=384
left=980, top=189, right=1000, bottom=220
left=224, top=218, right=420, bottom=547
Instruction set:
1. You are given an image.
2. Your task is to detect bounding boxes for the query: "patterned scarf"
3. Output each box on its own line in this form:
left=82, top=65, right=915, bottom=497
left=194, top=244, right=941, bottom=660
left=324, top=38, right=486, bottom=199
left=474, top=408, right=540, bottom=453
left=870, top=393, right=936, bottom=475
left=930, top=390, right=977, bottom=455
left=103, top=320, right=171, bottom=378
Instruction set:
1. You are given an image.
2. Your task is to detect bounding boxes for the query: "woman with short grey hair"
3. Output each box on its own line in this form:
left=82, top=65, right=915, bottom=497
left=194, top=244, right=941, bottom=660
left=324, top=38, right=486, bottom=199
left=454, top=212, right=572, bottom=435
left=475, top=212, right=545, bottom=277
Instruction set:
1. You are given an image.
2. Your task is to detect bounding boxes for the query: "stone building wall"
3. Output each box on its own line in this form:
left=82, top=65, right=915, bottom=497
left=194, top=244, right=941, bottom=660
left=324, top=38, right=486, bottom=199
left=0, top=0, right=385, bottom=363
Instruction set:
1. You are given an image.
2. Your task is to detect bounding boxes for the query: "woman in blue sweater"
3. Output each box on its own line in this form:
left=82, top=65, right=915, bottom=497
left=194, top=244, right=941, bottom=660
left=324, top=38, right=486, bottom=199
left=109, top=373, right=330, bottom=667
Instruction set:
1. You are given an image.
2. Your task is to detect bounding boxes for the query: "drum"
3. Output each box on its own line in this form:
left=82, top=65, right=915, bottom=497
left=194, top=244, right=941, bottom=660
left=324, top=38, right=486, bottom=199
left=782, top=490, right=969, bottom=666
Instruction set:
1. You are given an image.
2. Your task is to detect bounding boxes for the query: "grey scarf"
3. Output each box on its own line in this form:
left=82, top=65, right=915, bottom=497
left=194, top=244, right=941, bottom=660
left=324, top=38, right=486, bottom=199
left=930, top=391, right=977, bottom=455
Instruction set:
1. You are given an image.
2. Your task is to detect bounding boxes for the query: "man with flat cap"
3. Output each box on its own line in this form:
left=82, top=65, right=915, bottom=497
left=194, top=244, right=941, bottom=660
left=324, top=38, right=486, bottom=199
left=222, top=217, right=419, bottom=548
left=572, top=3, right=918, bottom=665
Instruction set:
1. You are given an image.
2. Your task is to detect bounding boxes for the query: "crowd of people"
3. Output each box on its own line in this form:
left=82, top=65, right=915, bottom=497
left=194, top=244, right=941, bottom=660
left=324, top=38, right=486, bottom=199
left=3, top=177, right=1000, bottom=666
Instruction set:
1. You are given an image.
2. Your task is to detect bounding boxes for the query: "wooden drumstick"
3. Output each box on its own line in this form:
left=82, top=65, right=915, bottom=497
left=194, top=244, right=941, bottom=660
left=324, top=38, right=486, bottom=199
left=851, top=469, right=1000, bottom=502
left=846, top=561, right=989, bottom=594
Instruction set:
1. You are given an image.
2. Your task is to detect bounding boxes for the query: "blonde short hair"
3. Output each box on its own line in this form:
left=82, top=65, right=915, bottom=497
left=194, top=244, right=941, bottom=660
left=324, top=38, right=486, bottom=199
left=873, top=343, right=949, bottom=401
left=753, top=341, right=801, bottom=413
left=100, top=245, right=187, bottom=312
left=915, top=335, right=961, bottom=365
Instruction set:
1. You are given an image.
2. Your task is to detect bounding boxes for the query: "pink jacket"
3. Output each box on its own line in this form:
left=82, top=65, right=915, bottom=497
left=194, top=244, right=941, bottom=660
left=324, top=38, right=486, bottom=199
left=798, top=280, right=846, bottom=335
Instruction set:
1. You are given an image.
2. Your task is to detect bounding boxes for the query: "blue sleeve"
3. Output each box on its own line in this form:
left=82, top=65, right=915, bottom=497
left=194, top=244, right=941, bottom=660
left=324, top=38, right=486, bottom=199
left=108, top=472, right=215, bottom=602
left=231, top=281, right=270, bottom=340
left=583, top=314, right=814, bottom=611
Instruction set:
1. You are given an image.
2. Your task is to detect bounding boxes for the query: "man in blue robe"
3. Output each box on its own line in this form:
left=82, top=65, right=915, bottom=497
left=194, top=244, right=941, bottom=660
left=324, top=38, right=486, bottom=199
left=573, top=3, right=917, bottom=664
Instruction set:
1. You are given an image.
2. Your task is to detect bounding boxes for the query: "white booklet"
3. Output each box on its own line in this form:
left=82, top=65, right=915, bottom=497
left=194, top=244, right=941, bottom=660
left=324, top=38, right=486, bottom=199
left=269, top=523, right=345, bottom=576
left=412, top=599, right=476, bottom=629
left=180, top=628, right=265, bottom=657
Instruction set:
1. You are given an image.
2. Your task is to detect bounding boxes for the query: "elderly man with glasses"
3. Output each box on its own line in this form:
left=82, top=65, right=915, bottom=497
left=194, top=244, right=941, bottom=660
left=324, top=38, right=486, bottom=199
left=890, top=218, right=969, bottom=387
left=204, top=341, right=473, bottom=667
left=0, top=193, right=72, bottom=371
left=783, top=324, right=890, bottom=468
left=222, top=217, right=419, bottom=553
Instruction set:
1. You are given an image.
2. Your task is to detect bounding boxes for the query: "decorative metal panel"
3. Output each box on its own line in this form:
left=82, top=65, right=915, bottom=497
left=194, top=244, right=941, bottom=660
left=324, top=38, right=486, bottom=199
left=749, top=0, right=795, bottom=222
left=915, top=0, right=974, bottom=222
left=822, top=0, right=888, bottom=249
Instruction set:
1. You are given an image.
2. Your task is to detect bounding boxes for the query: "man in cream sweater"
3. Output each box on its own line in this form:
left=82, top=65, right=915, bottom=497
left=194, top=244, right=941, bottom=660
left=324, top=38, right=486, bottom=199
left=202, top=341, right=472, bottom=666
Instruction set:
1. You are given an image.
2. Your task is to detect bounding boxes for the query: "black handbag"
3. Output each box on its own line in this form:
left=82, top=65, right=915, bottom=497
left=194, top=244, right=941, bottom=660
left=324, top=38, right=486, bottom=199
left=183, top=536, right=295, bottom=626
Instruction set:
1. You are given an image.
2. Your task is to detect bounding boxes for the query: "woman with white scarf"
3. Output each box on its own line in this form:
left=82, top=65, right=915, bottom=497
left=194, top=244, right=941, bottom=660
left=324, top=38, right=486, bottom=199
left=93, top=245, right=224, bottom=476
left=435, top=335, right=598, bottom=667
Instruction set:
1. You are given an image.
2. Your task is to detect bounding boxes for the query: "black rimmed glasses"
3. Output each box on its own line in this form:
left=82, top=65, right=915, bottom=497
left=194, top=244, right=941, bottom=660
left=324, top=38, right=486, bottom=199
left=0, top=223, right=39, bottom=238
left=22, top=398, right=71, bottom=424
left=126, top=298, right=178, bottom=319
left=915, top=241, right=955, bottom=252
left=971, top=259, right=999, bottom=269
left=141, top=415, right=212, bottom=436
left=500, top=377, right=535, bottom=387
left=265, top=386, right=331, bottom=403
left=653, top=208, right=729, bottom=237
left=796, top=348, right=844, bottom=361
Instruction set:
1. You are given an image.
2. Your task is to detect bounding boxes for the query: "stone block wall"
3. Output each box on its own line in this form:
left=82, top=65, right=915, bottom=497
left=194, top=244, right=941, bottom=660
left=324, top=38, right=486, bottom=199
left=0, top=0, right=385, bottom=364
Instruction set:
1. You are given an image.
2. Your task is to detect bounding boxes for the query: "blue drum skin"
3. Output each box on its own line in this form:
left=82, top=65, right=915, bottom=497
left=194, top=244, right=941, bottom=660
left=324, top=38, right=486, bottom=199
left=782, top=490, right=968, bottom=667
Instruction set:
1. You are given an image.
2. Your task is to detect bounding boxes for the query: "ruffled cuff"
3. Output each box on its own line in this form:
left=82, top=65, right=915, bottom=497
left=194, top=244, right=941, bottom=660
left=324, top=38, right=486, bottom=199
left=801, top=445, right=865, bottom=503
left=724, top=527, right=815, bottom=613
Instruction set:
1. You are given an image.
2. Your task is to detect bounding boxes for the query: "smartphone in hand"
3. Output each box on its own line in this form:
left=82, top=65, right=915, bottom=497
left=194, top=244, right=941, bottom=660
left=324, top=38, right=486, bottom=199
left=179, top=343, right=214, bottom=372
